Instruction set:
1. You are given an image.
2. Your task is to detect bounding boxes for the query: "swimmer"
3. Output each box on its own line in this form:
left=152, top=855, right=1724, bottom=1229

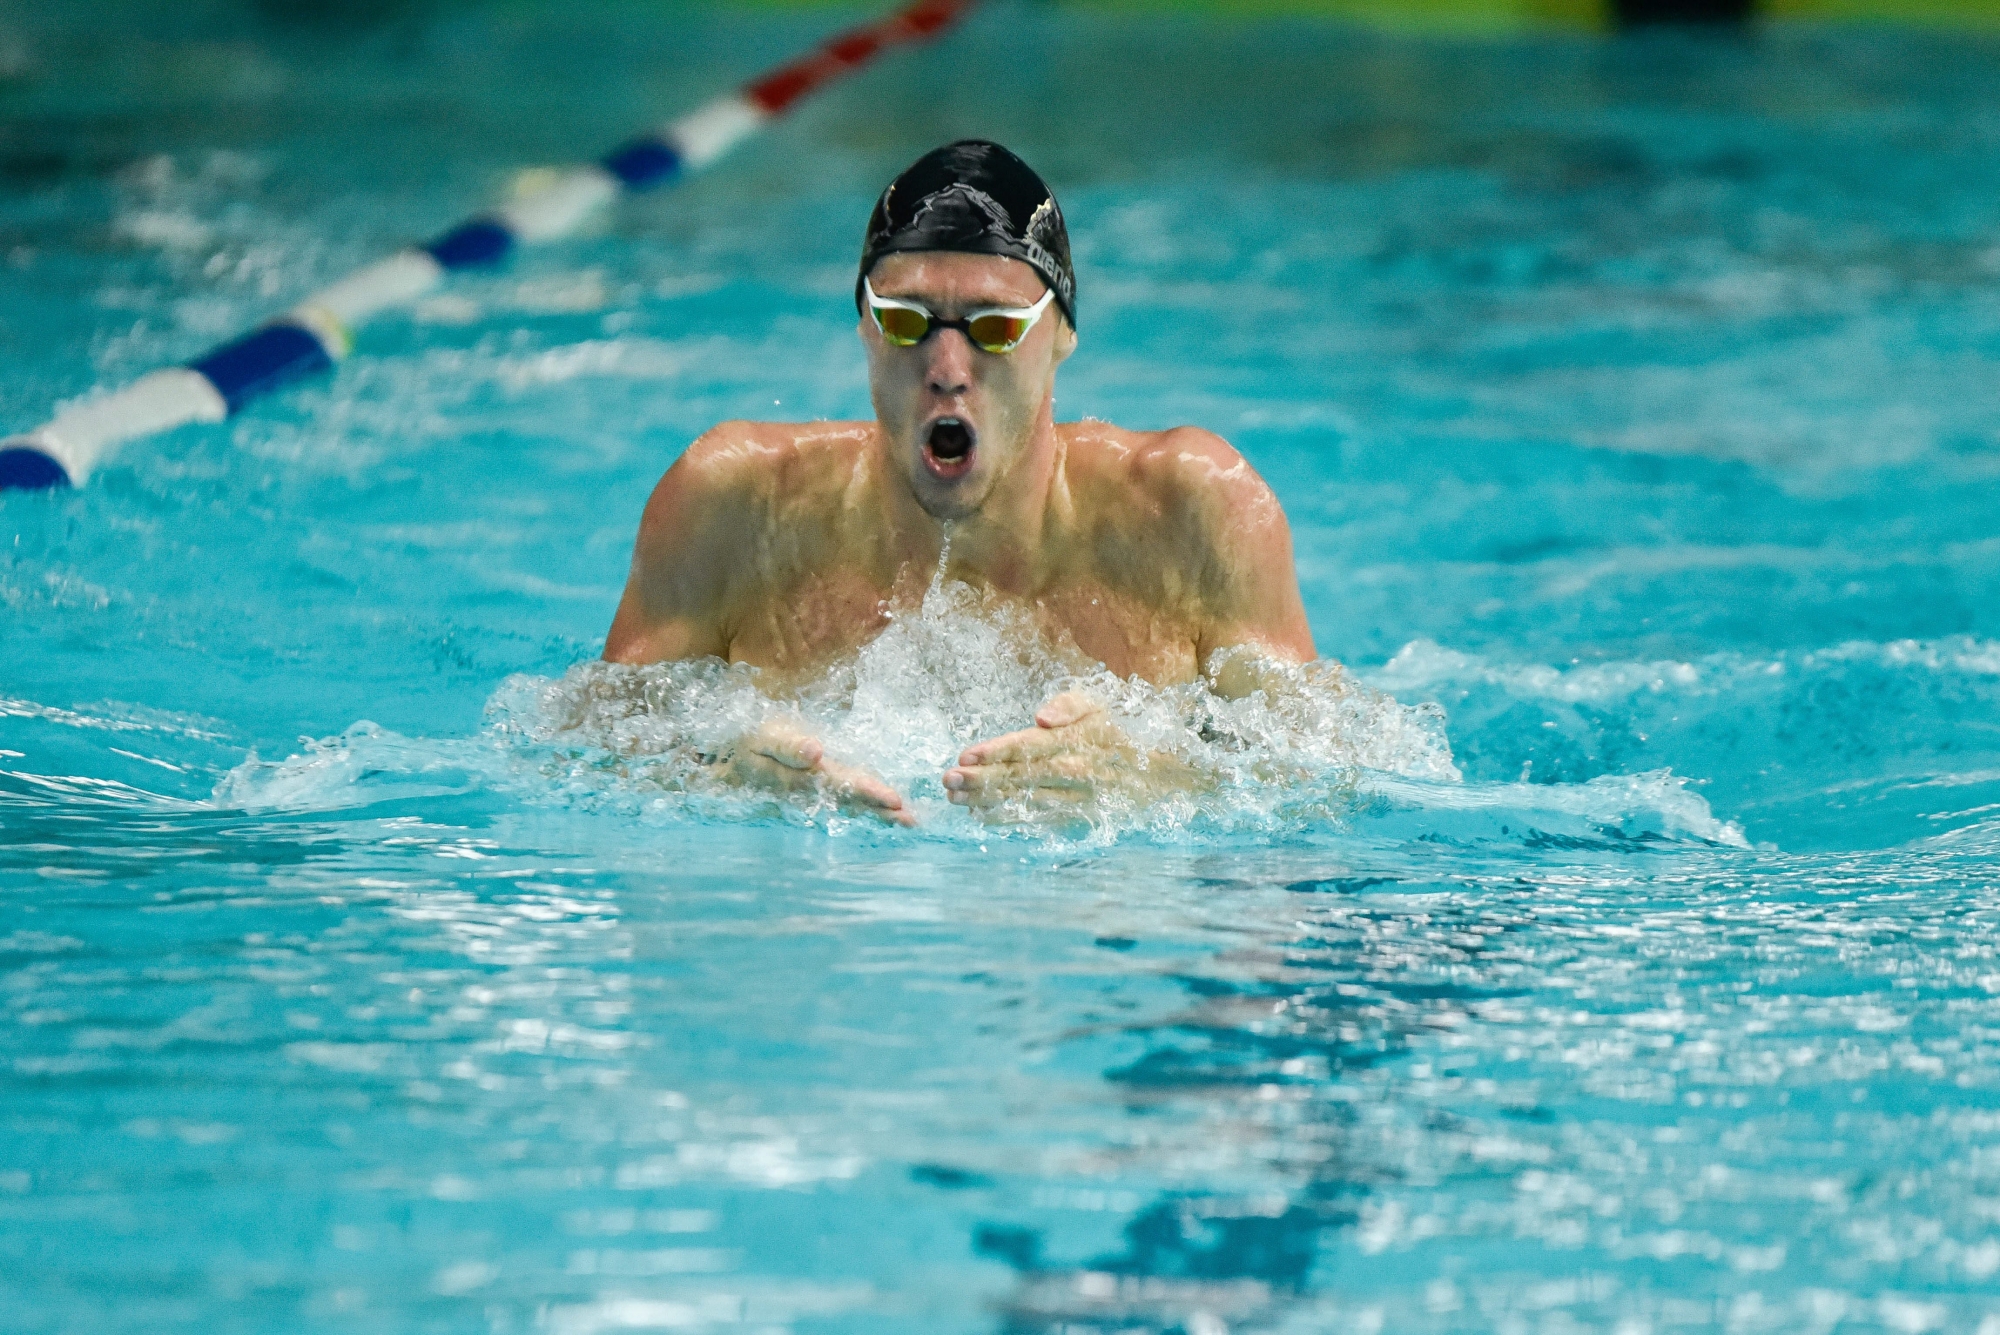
left=605, top=140, right=1316, bottom=825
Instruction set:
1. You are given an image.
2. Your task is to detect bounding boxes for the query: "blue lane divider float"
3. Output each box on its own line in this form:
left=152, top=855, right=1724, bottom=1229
left=0, top=0, right=974, bottom=493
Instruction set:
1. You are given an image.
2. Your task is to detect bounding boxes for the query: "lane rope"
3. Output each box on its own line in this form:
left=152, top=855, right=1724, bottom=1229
left=0, top=0, right=975, bottom=492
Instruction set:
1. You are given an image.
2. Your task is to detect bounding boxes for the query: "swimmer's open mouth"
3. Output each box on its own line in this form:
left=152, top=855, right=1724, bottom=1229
left=922, top=417, right=976, bottom=479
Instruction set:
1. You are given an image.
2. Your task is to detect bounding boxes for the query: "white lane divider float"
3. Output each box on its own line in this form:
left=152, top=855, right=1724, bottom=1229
left=0, top=0, right=975, bottom=492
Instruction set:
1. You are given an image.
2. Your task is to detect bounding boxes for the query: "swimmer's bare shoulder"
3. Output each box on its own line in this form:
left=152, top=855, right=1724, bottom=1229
left=603, top=419, right=872, bottom=664
left=1061, top=418, right=1316, bottom=670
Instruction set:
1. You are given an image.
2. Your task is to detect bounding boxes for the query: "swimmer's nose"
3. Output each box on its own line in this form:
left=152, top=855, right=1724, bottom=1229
left=925, top=329, right=973, bottom=398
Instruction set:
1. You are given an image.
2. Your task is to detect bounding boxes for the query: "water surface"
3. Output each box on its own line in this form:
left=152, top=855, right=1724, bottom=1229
left=4, top=3, right=2000, bottom=1331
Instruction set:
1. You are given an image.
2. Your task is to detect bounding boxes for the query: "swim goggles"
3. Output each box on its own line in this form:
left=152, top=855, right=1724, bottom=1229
left=863, top=277, right=1056, bottom=354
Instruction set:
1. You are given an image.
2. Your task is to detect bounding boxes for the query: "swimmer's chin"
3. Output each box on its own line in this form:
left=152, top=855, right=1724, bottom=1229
left=908, top=470, right=986, bottom=524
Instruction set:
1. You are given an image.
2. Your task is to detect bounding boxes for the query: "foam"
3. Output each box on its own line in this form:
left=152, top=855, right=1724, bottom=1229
left=476, top=577, right=1463, bottom=837
left=211, top=721, right=490, bottom=812
left=206, top=600, right=1785, bottom=850
left=209, top=588, right=1780, bottom=849
left=1359, top=769, right=1750, bottom=849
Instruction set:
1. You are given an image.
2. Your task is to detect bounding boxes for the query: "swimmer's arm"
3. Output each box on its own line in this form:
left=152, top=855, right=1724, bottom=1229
left=1154, top=427, right=1317, bottom=696
left=603, top=424, right=766, bottom=664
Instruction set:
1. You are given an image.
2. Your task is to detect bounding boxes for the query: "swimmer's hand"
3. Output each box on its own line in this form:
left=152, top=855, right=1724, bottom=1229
left=943, top=692, right=1198, bottom=819
left=719, top=717, right=915, bottom=827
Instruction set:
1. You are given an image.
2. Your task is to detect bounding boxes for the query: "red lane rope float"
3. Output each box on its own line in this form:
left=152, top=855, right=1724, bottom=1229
left=748, top=0, right=969, bottom=114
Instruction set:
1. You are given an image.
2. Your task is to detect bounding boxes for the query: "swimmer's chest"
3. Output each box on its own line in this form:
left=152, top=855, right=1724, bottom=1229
left=1037, top=583, right=1202, bottom=684
left=727, top=566, right=1200, bottom=684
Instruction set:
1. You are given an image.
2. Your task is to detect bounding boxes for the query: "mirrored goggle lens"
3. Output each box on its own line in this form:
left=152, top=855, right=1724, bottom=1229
left=872, top=305, right=930, bottom=345
left=966, top=313, right=1032, bottom=352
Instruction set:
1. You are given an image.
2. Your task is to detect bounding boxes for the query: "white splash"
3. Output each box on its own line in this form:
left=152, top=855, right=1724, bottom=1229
left=215, top=595, right=1766, bottom=847
left=481, top=576, right=1461, bottom=837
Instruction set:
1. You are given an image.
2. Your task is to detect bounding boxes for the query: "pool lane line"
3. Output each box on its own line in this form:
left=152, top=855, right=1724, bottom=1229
left=0, top=0, right=975, bottom=494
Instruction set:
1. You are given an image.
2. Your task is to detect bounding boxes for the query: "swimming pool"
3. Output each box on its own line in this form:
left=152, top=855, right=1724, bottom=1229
left=6, top=2, right=2000, bottom=1330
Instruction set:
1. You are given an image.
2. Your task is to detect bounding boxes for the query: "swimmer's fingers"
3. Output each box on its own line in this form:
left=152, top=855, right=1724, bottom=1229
left=817, top=756, right=917, bottom=828
left=945, top=748, right=1200, bottom=813
left=949, top=774, right=1096, bottom=823
left=954, top=725, right=1054, bottom=768
left=954, top=692, right=1105, bottom=767
left=943, top=756, right=1100, bottom=807
left=957, top=715, right=1120, bottom=768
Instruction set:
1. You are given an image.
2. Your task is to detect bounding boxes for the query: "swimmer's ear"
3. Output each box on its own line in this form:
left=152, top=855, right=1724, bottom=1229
left=1054, top=317, right=1077, bottom=363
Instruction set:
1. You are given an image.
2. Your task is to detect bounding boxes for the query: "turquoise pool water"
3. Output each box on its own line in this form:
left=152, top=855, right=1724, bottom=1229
left=6, top=2, right=2000, bottom=1330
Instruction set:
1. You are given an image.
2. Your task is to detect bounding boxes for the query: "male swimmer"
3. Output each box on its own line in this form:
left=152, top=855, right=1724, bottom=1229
left=605, top=140, right=1316, bottom=825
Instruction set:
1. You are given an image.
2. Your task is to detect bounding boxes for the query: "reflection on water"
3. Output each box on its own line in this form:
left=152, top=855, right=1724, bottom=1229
left=6, top=766, right=2000, bottom=1330
left=978, top=876, right=1480, bottom=1333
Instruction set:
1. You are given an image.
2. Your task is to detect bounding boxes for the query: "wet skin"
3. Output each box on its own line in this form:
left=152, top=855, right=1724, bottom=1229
left=604, top=251, right=1316, bottom=824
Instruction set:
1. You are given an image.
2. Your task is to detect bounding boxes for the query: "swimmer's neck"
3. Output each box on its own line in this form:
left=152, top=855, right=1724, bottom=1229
left=881, top=399, right=1070, bottom=596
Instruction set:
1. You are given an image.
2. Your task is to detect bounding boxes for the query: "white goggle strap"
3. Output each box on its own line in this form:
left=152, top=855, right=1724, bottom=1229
left=864, top=278, right=1056, bottom=327
left=863, top=277, right=929, bottom=318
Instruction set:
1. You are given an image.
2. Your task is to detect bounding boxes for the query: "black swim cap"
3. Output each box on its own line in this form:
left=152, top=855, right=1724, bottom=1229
left=856, top=139, right=1075, bottom=329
